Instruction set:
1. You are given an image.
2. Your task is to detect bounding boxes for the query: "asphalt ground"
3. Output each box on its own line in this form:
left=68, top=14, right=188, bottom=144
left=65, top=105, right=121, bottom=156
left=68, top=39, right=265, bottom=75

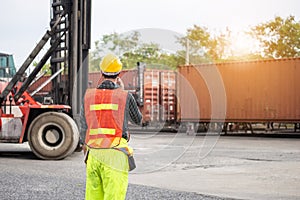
left=0, top=133, right=300, bottom=200
left=0, top=142, right=236, bottom=200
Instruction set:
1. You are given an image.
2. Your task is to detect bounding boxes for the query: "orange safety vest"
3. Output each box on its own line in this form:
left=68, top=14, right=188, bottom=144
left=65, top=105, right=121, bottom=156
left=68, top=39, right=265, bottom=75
left=84, top=88, right=128, bottom=149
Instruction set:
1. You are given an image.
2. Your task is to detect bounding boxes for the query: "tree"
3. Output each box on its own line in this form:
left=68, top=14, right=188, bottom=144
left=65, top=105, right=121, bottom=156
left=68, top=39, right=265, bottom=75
left=89, top=31, right=141, bottom=71
left=248, top=15, right=300, bottom=58
left=90, top=32, right=183, bottom=71
left=100, top=31, right=140, bottom=55
left=120, top=43, right=160, bottom=68
left=179, top=25, right=231, bottom=63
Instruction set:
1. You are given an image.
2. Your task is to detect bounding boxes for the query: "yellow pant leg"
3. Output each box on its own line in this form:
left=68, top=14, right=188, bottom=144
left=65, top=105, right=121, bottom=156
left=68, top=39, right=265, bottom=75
left=86, top=149, right=129, bottom=200
left=86, top=155, right=104, bottom=200
left=101, top=162, right=128, bottom=200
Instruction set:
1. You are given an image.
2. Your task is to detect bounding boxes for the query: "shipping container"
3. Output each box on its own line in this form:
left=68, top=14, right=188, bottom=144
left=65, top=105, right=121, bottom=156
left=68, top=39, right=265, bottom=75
left=29, top=69, right=138, bottom=94
left=160, top=71, right=177, bottom=122
left=84, top=69, right=177, bottom=125
left=177, top=58, right=300, bottom=123
left=87, top=72, right=101, bottom=88
left=0, top=53, right=17, bottom=78
left=141, top=70, right=177, bottom=125
left=119, top=69, right=138, bottom=91
left=28, top=76, right=52, bottom=95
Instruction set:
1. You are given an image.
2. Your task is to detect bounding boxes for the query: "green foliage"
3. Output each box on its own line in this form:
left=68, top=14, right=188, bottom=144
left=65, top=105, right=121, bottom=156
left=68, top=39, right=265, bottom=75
left=32, top=61, right=51, bottom=75
left=178, top=25, right=231, bottom=63
left=248, top=15, right=300, bottom=58
left=89, top=31, right=140, bottom=71
left=101, top=31, right=140, bottom=55
left=89, top=32, right=184, bottom=71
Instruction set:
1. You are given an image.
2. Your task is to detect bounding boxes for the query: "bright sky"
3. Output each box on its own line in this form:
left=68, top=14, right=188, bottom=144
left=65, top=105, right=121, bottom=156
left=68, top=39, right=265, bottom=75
left=0, top=0, right=299, bottom=66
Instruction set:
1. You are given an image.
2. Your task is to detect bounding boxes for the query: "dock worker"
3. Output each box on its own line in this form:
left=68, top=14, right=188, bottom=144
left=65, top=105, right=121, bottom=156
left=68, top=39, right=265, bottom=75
left=80, top=53, right=142, bottom=200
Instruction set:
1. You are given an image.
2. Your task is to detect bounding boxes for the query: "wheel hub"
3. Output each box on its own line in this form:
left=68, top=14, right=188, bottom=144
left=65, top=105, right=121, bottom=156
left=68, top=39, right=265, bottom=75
left=45, top=129, right=60, bottom=144
left=42, top=125, right=63, bottom=147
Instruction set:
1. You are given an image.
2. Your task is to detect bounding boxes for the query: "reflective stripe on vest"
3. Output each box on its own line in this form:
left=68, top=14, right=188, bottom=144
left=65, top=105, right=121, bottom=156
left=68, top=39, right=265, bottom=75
left=90, top=104, right=119, bottom=111
left=89, top=128, right=116, bottom=135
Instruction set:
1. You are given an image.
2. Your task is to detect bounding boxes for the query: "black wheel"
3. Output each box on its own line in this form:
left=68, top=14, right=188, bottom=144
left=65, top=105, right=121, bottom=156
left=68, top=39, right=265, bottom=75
left=28, top=112, right=79, bottom=160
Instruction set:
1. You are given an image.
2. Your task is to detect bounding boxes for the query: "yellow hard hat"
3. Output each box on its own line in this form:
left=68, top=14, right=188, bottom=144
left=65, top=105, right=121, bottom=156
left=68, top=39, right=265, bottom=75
left=99, top=53, right=122, bottom=76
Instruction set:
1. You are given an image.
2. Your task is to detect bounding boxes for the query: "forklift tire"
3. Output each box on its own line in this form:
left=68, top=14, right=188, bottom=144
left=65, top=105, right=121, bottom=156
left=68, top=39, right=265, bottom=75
left=28, top=112, right=79, bottom=160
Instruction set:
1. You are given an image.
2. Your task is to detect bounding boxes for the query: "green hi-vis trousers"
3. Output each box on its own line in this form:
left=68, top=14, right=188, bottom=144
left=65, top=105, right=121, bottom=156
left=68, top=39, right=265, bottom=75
left=85, top=149, right=129, bottom=200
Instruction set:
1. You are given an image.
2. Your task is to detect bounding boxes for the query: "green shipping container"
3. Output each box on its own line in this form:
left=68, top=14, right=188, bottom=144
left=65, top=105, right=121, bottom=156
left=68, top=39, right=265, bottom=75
left=0, top=52, right=16, bottom=78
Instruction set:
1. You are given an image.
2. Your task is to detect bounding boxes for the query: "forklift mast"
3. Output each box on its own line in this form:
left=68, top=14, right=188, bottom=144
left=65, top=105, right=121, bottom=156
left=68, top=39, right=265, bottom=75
left=50, top=0, right=91, bottom=122
left=0, top=0, right=91, bottom=159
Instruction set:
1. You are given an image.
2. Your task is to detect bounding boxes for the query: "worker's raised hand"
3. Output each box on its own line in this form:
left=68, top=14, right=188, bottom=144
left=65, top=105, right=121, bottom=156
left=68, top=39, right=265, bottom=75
left=116, top=77, right=124, bottom=89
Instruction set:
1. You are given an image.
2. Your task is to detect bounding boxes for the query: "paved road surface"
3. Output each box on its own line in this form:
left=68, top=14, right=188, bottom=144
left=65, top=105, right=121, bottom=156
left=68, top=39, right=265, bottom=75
left=0, top=134, right=299, bottom=200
